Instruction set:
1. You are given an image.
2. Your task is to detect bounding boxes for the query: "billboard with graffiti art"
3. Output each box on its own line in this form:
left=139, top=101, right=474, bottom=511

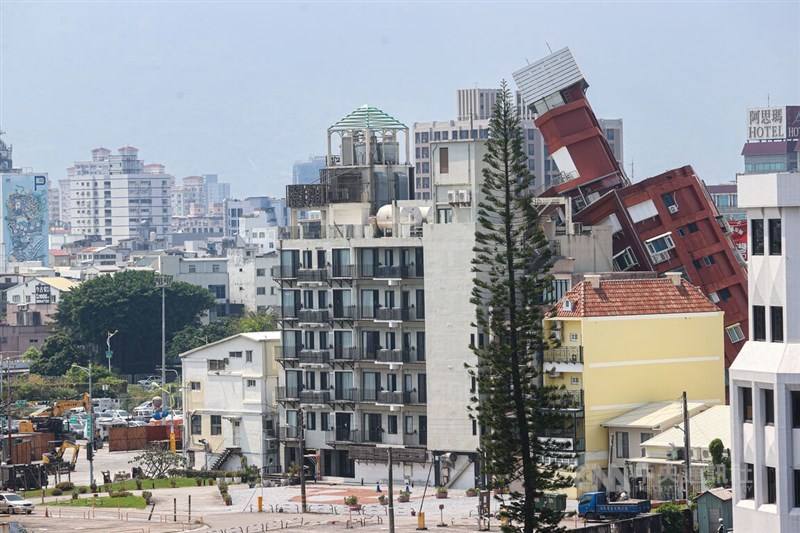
left=728, top=218, right=747, bottom=262
left=1, top=173, right=49, bottom=266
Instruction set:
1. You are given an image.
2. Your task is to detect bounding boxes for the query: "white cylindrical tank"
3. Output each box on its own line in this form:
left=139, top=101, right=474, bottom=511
left=376, top=204, right=394, bottom=230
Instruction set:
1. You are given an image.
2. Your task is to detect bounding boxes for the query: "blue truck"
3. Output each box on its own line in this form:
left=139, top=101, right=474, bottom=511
left=578, top=492, right=651, bottom=520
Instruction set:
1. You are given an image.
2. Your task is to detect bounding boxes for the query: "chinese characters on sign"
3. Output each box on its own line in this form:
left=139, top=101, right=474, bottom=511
left=728, top=219, right=748, bottom=262
left=747, top=107, right=785, bottom=141
left=34, top=283, right=51, bottom=304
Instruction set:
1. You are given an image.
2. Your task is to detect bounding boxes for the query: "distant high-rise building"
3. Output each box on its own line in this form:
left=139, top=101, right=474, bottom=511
left=66, top=146, right=173, bottom=247
left=292, top=156, right=326, bottom=185
left=223, top=196, right=288, bottom=237
left=203, top=173, right=231, bottom=210
left=0, top=132, right=12, bottom=172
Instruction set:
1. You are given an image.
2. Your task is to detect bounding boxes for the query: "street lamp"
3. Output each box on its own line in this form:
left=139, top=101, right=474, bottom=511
left=154, top=273, right=172, bottom=388
left=71, top=363, right=94, bottom=486
left=106, top=330, right=118, bottom=372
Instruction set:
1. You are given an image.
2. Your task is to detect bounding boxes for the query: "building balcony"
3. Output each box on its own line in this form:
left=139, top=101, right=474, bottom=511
left=331, top=264, right=354, bottom=279
left=299, top=349, right=330, bottom=365
left=330, top=387, right=359, bottom=403
left=359, top=265, right=421, bottom=280
left=376, top=391, right=414, bottom=405
left=279, top=426, right=301, bottom=441
left=376, top=348, right=412, bottom=364
left=359, top=389, right=380, bottom=403
left=326, top=428, right=358, bottom=444
left=402, top=432, right=426, bottom=447
left=543, top=346, right=583, bottom=364
left=276, top=345, right=300, bottom=362
left=357, top=429, right=384, bottom=445
left=375, top=307, right=409, bottom=322
left=331, top=305, right=357, bottom=320
left=297, top=268, right=328, bottom=284
left=557, top=389, right=584, bottom=409
left=299, top=390, right=331, bottom=404
left=276, top=386, right=300, bottom=402
left=279, top=305, right=300, bottom=320
left=271, top=265, right=298, bottom=280
left=298, top=309, right=330, bottom=324
left=330, top=346, right=358, bottom=364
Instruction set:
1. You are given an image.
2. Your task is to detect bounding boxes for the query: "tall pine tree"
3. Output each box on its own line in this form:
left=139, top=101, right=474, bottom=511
left=470, top=81, right=572, bottom=533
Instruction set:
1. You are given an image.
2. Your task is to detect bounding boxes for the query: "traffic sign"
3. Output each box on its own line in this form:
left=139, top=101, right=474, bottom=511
left=105, top=350, right=113, bottom=359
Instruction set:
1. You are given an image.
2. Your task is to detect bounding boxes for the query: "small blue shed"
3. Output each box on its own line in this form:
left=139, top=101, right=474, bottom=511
left=694, top=487, right=732, bottom=533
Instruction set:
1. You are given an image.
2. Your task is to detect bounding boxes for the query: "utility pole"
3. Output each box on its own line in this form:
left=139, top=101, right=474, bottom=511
left=387, top=447, right=395, bottom=533
left=299, top=407, right=307, bottom=513
left=155, top=274, right=172, bottom=388
left=683, top=391, right=691, bottom=499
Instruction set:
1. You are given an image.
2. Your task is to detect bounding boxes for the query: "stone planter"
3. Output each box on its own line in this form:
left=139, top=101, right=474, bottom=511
left=466, top=490, right=478, bottom=497
left=398, top=496, right=410, bottom=503
left=233, top=476, right=242, bottom=484
left=436, top=492, right=448, bottom=499
left=348, top=504, right=362, bottom=511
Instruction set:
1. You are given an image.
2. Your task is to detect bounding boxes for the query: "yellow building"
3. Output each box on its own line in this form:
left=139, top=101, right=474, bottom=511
left=543, top=272, right=725, bottom=494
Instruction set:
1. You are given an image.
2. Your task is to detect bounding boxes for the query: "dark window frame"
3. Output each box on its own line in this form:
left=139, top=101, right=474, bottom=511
left=764, top=388, right=775, bottom=425
left=768, top=218, right=782, bottom=255
left=752, top=219, right=764, bottom=255
left=753, top=305, right=766, bottom=341
left=771, top=306, right=784, bottom=342
left=742, top=387, right=753, bottom=422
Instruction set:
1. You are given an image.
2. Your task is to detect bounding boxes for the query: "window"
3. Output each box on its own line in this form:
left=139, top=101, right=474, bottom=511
left=718, top=288, right=732, bottom=302
left=256, top=268, right=266, bottom=277
left=687, top=222, right=699, bottom=233
left=794, top=470, right=800, bottom=508
left=693, top=259, right=702, bottom=270
left=229, top=351, right=242, bottom=358
left=188, top=265, right=196, bottom=274
left=321, top=412, right=329, bottom=431
left=212, top=264, right=221, bottom=273
left=606, top=129, right=615, bottom=141
left=752, top=219, right=764, bottom=255
left=613, top=247, right=638, bottom=272
left=246, top=350, right=253, bottom=363
left=208, top=359, right=226, bottom=371
left=768, top=219, right=782, bottom=255
left=208, top=285, right=226, bottom=299
left=744, top=463, right=754, bottom=499
left=421, top=162, right=429, bottom=174
left=661, top=192, right=677, bottom=210
left=616, top=432, right=629, bottom=458
left=771, top=306, right=784, bottom=342
left=640, top=433, right=654, bottom=457
left=247, top=379, right=256, bottom=388
left=211, top=415, right=222, bottom=435
left=257, top=287, right=266, bottom=295
left=571, top=376, right=580, bottom=385
left=793, top=392, right=800, bottom=428
left=764, top=388, right=775, bottom=425
left=570, top=333, right=579, bottom=342
left=703, top=255, right=715, bottom=266
left=307, top=412, right=316, bottom=431
left=767, top=466, right=777, bottom=504
left=742, top=387, right=753, bottom=422
left=439, top=147, right=448, bottom=174
left=190, top=381, right=201, bottom=390
left=191, top=415, right=201, bottom=435
left=677, top=227, right=686, bottom=237
left=405, top=416, right=414, bottom=434
left=725, top=323, right=745, bottom=343
left=388, top=415, right=398, bottom=434
left=645, top=233, right=675, bottom=255
left=753, top=305, right=766, bottom=341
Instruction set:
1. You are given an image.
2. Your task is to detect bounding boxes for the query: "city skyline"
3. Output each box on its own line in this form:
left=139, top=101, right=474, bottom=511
left=1, top=1, right=798, bottom=198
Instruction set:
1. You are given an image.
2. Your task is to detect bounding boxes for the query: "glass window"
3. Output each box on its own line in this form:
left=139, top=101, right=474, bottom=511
left=793, top=392, right=800, bottom=428
left=246, top=350, right=253, bottom=363
left=405, top=416, right=414, bottom=434
left=753, top=305, right=766, bottom=341
left=794, top=470, right=800, bottom=508
left=768, top=219, right=782, bottom=255
left=439, top=147, right=449, bottom=174
left=719, top=288, right=732, bottom=302
left=256, top=268, right=265, bottom=277
left=767, top=466, right=777, bottom=504
left=687, top=222, right=698, bottom=233
left=442, top=131, right=448, bottom=140
left=640, top=433, right=653, bottom=457
left=661, top=193, right=677, bottom=209
left=725, top=323, right=745, bottom=343
left=742, top=387, right=753, bottom=422
left=764, top=388, right=774, bottom=425
left=752, top=219, right=764, bottom=255
left=191, top=415, right=201, bottom=435
left=704, top=255, right=715, bottom=266
left=615, top=432, right=629, bottom=458
left=771, top=306, right=784, bottom=342
left=421, top=132, right=428, bottom=143
left=527, top=129, right=536, bottom=141
left=211, top=415, right=222, bottom=435
left=388, top=415, right=398, bottom=435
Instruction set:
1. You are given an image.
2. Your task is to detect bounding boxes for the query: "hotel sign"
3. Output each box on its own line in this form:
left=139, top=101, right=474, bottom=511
left=786, top=106, right=800, bottom=139
left=747, top=107, right=784, bottom=140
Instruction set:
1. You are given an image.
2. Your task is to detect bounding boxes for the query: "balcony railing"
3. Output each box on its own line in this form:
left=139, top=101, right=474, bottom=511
left=297, top=268, right=328, bottom=283
left=376, top=348, right=412, bottom=364
left=298, top=309, right=330, bottom=323
left=271, top=265, right=298, bottom=279
left=276, top=345, right=300, bottom=361
left=326, top=428, right=358, bottom=443
left=299, top=390, right=331, bottom=404
left=375, top=307, right=409, bottom=321
left=360, top=389, right=380, bottom=402
left=332, top=305, right=356, bottom=320
left=543, top=346, right=583, bottom=364
left=357, top=429, right=384, bottom=444
left=377, top=391, right=413, bottom=405
left=558, top=389, right=583, bottom=409
left=331, top=264, right=354, bottom=278
left=331, top=346, right=358, bottom=363
left=276, top=386, right=300, bottom=402
left=331, top=387, right=359, bottom=402
left=299, top=349, right=330, bottom=365
left=279, top=305, right=300, bottom=319
left=403, top=432, right=426, bottom=446
left=279, top=426, right=301, bottom=440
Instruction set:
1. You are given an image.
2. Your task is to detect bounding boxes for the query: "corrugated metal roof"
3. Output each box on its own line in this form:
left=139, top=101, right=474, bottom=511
left=38, top=276, right=79, bottom=292
left=512, top=47, right=587, bottom=106
left=641, top=405, right=730, bottom=449
left=603, top=401, right=708, bottom=430
left=328, top=105, right=407, bottom=132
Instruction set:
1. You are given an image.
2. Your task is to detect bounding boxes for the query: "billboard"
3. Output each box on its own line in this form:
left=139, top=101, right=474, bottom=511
left=747, top=107, right=785, bottom=141
left=786, top=106, right=800, bottom=139
left=1, top=173, right=49, bottom=266
left=728, top=218, right=747, bottom=262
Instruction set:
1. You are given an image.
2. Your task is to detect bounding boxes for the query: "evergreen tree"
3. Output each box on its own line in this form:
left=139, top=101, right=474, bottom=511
left=470, top=81, right=572, bottom=533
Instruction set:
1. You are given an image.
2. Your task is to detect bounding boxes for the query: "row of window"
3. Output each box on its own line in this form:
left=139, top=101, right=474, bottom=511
left=752, top=218, right=781, bottom=256
left=752, top=305, right=783, bottom=342
left=739, top=386, right=800, bottom=426
left=615, top=431, right=654, bottom=458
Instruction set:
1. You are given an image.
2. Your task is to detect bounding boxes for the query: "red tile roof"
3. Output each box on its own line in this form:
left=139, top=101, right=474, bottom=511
left=49, top=250, right=72, bottom=256
left=551, top=277, right=720, bottom=318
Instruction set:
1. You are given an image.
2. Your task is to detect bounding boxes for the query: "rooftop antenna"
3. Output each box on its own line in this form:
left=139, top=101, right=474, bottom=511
left=767, top=93, right=770, bottom=107
left=546, top=41, right=553, bottom=54
left=630, top=159, right=635, bottom=181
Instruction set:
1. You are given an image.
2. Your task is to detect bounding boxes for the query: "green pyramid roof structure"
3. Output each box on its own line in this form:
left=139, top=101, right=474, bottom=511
left=328, top=104, right=407, bottom=132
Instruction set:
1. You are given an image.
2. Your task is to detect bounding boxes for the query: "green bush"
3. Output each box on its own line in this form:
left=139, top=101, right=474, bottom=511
left=655, top=500, right=688, bottom=533
left=55, top=482, right=75, bottom=492
left=109, top=490, right=133, bottom=498
left=78, top=487, right=89, bottom=494
left=142, top=490, right=152, bottom=504
left=51, top=488, right=63, bottom=496
left=218, top=482, right=229, bottom=493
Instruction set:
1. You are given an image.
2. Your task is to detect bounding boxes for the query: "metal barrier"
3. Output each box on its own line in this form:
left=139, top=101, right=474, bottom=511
left=42, top=506, right=203, bottom=526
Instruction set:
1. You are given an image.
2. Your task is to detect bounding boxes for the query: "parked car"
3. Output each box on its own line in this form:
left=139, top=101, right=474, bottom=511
left=137, top=376, right=163, bottom=387
left=0, top=492, right=35, bottom=514
left=97, top=409, right=130, bottom=420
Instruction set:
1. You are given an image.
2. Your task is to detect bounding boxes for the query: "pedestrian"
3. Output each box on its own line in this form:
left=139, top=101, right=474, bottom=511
left=717, top=517, right=725, bottom=533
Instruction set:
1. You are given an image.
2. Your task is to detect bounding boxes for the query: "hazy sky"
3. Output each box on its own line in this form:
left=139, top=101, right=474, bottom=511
left=1, top=1, right=798, bottom=198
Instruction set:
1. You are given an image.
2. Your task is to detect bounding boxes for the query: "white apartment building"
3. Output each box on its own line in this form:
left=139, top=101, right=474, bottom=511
left=729, top=171, right=800, bottom=532
left=66, top=147, right=174, bottom=247
left=5, top=276, right=79, bottom=326
left=227, top=247, right=279, bottom=312
left=181, top=332, right=281, bottom=472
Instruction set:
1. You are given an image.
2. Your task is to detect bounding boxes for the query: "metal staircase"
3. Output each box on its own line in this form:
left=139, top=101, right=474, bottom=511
left=211, top=446, right=241, bottom=471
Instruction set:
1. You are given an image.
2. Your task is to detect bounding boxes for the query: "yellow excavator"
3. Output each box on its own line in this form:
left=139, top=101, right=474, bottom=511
left=43, top=441, right=81, bottom=473
left=28, top=393, right=91, bottom=419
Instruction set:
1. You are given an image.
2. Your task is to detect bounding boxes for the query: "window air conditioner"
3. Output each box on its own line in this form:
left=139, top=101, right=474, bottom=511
left=447, top=190, right=457, bottom=204
left=668, top=204, right=679, bottom=214
left=458, top=190, right=471, bottom=205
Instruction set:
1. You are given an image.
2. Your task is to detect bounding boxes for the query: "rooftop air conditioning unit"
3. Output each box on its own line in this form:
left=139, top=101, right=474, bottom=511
left=447, top=190, right=457, bottom=204
left=17, top=304, right=28, bottom=312
left=458, top=190, right=471, bottom=205
left=668, top=204, right=679, bottom=214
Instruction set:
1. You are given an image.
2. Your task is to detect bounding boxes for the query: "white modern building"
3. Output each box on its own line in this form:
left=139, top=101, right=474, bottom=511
left=729, top=171, right=800, bottom=532
left=65, top=147, right=174, bottom=248
left=227, top=247, right=279, bottom=313
left=181, top=332, right=281, bottom=473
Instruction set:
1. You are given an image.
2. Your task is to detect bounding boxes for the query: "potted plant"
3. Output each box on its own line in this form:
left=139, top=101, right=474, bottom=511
left=142, top=491, right=152, bottom=505
left=224, top=493, right=233, bottom=506
left=466, top=487, right=478, bottom=497
left=436, top=486, right=448, bottom=499
left=344, top=495, right=361, bottom=511
left=398, top=490, right=411, bottom=503
left=378, top=494, right=387, bottom=505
